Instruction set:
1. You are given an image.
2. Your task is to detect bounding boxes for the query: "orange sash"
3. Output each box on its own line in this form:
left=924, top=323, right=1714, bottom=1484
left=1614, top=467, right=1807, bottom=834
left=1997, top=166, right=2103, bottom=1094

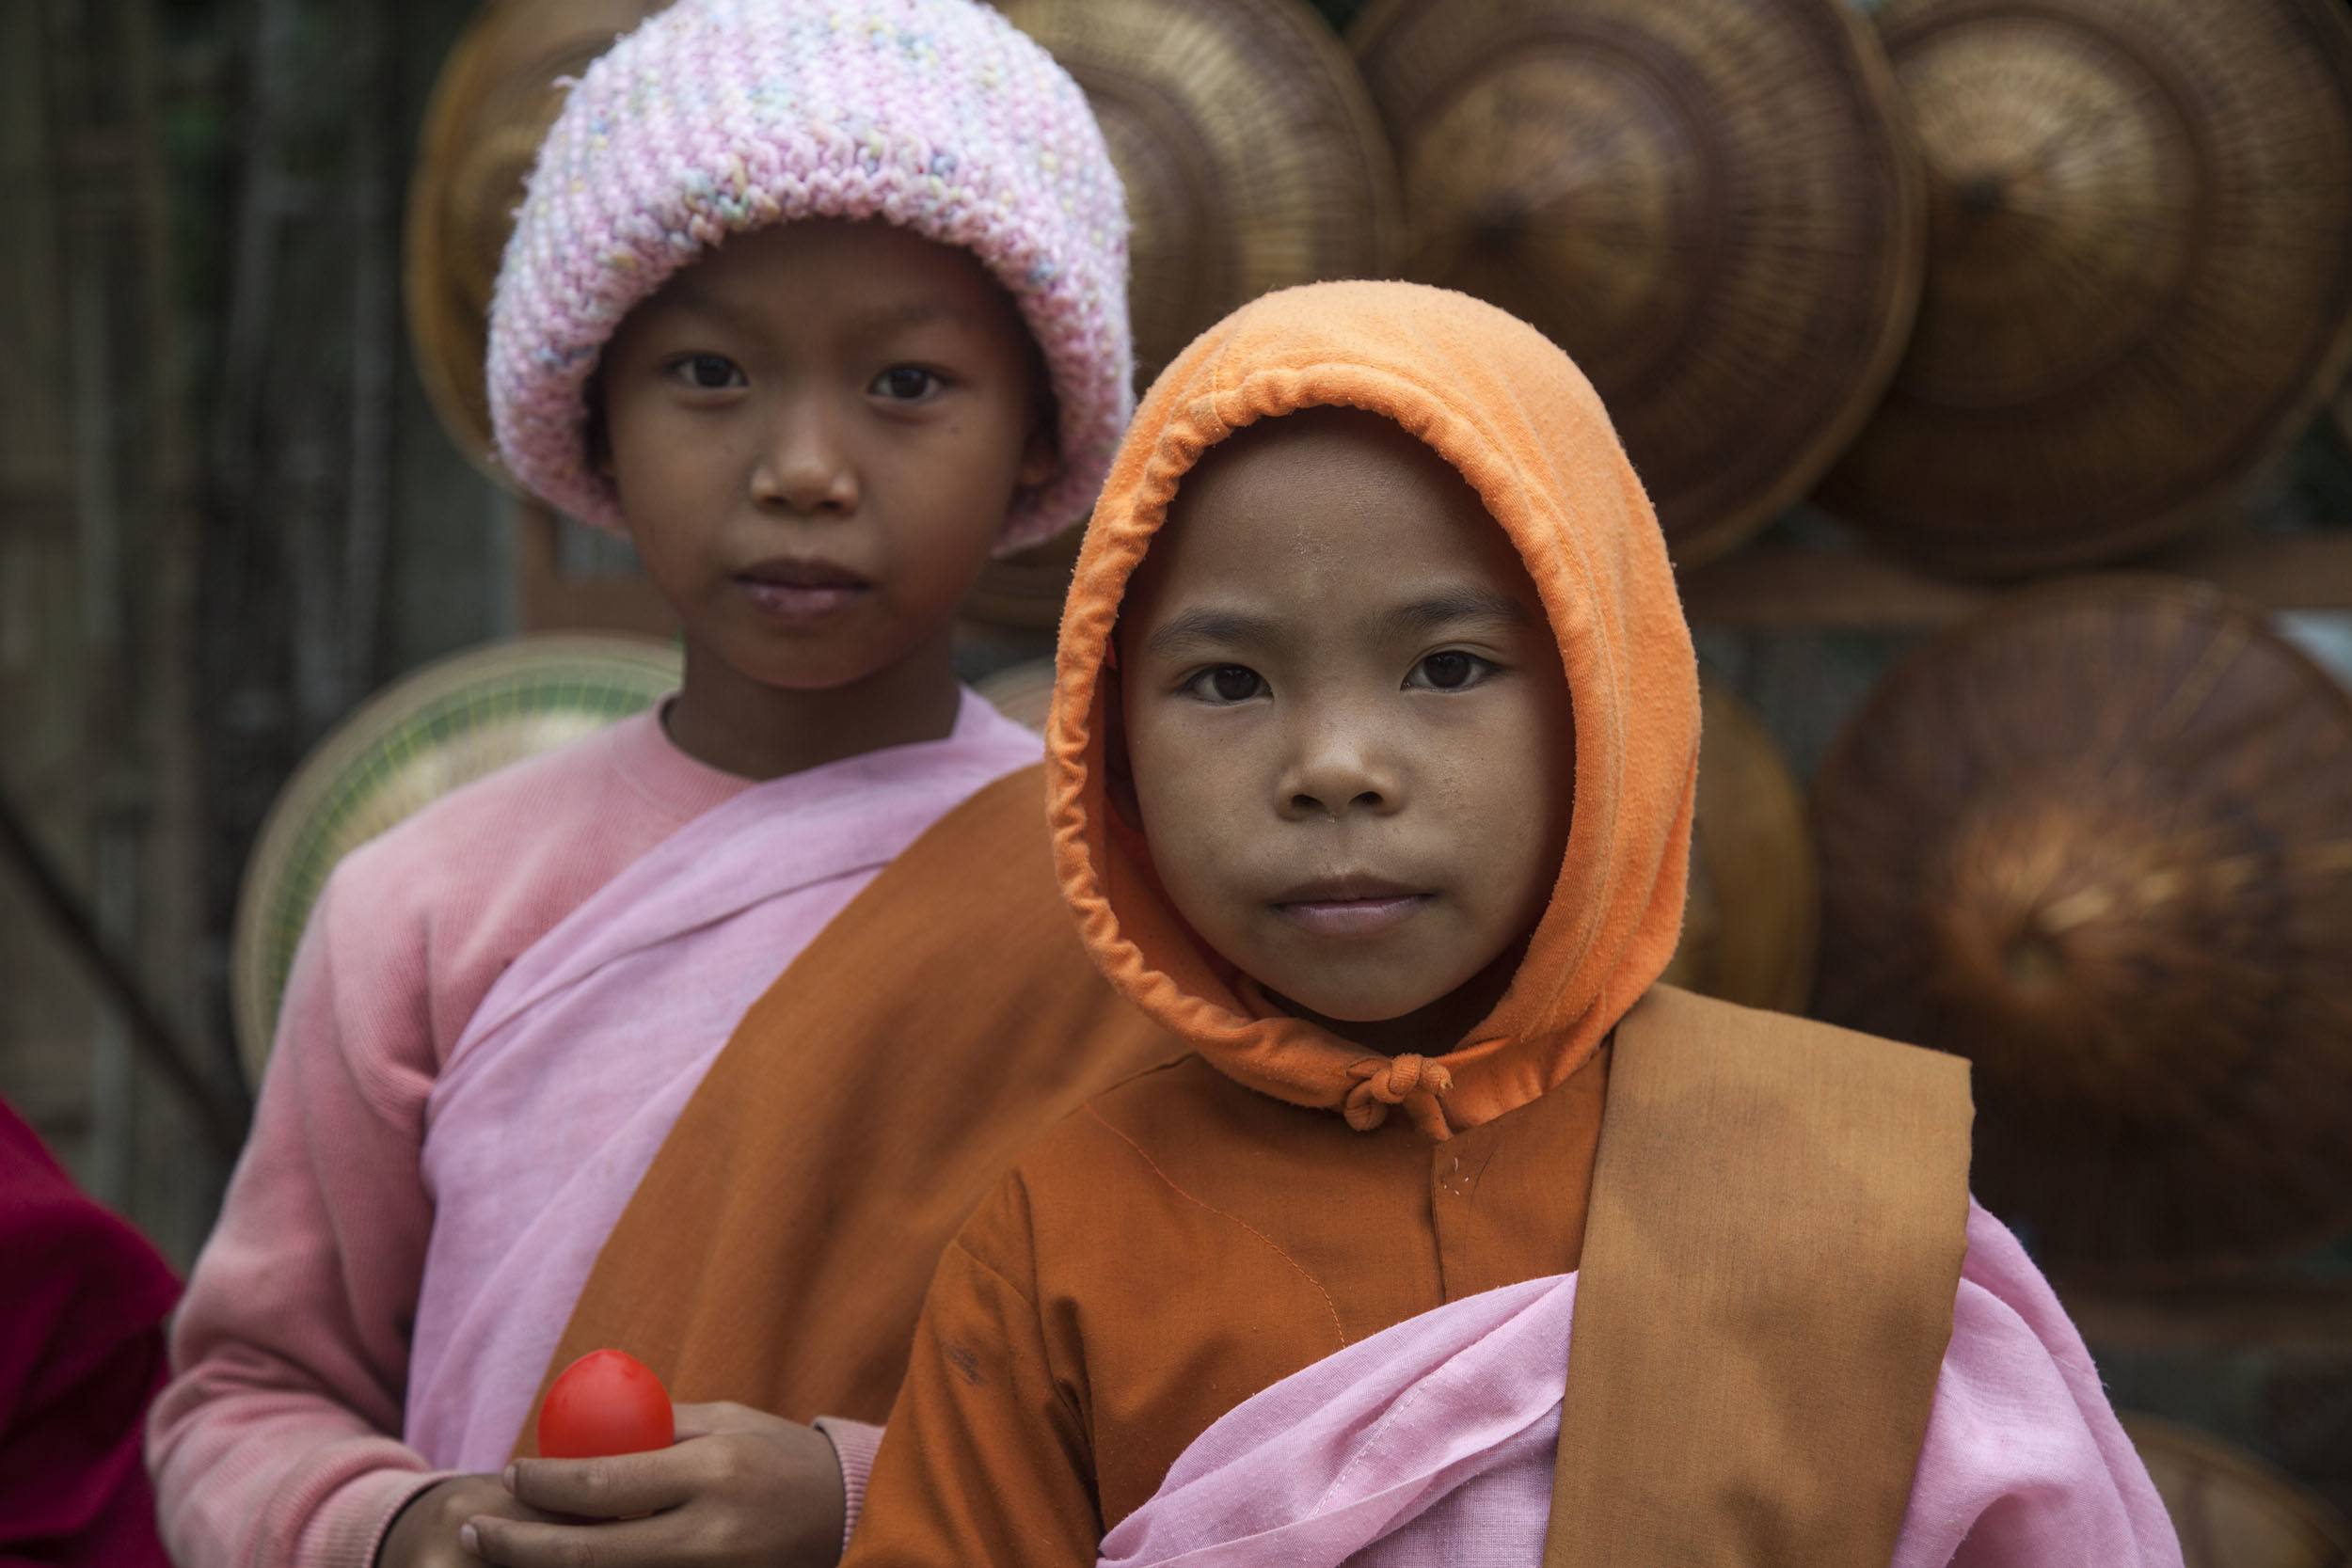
left=1547, top=986, right=1974, bottom=1566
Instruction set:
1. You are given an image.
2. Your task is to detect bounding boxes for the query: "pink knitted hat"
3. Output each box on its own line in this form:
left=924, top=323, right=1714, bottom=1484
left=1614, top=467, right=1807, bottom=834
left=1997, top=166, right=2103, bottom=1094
left=487, top=0, right=1132, bottom=552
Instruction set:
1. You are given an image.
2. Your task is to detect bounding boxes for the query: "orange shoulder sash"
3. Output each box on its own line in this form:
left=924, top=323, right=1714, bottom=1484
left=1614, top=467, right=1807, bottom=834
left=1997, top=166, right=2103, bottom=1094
left=1547, top=985, right=1974, bottom=1567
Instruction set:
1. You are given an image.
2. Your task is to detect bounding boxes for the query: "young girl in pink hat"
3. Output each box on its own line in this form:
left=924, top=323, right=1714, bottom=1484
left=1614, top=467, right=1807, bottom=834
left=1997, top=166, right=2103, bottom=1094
left=149, top=4, right=1152, bottom=1563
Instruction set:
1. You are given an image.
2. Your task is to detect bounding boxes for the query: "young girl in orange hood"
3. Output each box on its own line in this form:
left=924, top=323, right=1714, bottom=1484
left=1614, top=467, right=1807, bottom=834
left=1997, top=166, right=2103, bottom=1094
left=840, top=280, right=2183, bottom=1568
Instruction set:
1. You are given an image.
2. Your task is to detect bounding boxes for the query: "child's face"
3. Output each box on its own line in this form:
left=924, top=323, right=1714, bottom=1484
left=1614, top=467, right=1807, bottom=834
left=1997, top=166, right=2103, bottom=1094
left=1119, top=409, right=1575, bottom=1033
left=598, top=219, right=1054, bottom=691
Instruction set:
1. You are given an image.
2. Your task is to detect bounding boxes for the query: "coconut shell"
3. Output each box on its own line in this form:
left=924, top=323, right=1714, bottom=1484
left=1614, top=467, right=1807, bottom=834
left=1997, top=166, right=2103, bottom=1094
left=1812, top=578, right=2352, bottom=1276
left=1347, top=0, right=1924, bottom=565
left=230, top=634, right=681, bottom=1085
left=1818, top=0, right=2352, bottom=574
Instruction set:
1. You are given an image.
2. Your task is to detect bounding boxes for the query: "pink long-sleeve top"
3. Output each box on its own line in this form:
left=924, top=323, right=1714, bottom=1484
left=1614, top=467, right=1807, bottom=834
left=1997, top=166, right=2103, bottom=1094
left=146, top=709, right=885, bottom=1566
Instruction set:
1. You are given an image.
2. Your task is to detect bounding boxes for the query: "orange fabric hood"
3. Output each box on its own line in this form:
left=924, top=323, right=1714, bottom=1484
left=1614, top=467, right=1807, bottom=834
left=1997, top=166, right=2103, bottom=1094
left=1046, top=280, right=1698, bottom=1138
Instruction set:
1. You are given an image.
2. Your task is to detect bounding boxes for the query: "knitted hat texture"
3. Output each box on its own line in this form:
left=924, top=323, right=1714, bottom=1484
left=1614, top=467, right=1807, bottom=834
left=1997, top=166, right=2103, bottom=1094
left=487, top=0, right=1132, bottom=550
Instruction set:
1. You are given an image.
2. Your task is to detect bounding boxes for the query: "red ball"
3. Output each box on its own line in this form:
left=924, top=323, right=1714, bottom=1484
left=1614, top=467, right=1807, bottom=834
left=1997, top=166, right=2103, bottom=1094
left=537, top=1348, right=675, bottom=1460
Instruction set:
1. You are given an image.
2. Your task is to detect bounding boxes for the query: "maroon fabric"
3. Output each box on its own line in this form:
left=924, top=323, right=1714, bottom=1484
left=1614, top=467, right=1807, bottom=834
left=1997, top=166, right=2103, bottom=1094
left=0, top=1099, right=178, bottom=1567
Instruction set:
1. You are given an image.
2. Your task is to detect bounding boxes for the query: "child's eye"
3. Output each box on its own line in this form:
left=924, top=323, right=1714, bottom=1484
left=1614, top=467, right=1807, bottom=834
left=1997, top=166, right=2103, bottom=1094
left=871, top=366, right=945, bottom=402
left=1406, top=651, right=1496, bottom=691
left=1183, top=664, right=1268, bottom=705
left=670, top=354, right=746, bottom=391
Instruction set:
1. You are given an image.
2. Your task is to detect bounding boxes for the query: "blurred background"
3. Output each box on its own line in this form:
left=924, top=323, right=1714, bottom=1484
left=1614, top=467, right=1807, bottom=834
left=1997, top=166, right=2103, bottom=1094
left=6, top=0, right=2352, bottom=1555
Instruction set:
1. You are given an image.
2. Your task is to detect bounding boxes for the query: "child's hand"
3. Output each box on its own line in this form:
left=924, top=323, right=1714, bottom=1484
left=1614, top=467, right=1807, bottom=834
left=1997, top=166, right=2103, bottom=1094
left=461, top=1402, right=848, bottom=1568
left=378, top=1475, right=566, bottom=1566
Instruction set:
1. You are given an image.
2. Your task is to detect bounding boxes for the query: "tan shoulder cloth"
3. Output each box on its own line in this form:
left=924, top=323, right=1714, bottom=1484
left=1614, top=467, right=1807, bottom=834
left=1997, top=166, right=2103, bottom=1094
left=512, top=763, right=1179, bottom=1457
left=1547, top=984, right=1974, bottom=1568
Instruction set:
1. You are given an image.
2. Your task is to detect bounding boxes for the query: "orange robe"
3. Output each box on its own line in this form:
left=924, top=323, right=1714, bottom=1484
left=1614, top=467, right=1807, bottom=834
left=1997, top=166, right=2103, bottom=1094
left=850, top=1049, right=1609, bottom=1552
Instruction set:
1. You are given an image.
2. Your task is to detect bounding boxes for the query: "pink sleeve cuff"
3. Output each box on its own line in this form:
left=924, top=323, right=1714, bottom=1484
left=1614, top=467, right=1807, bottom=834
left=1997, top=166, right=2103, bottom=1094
left=301, top=1465, right=454, bottom=1568
left=814, top=1415, right=885, bottom=1557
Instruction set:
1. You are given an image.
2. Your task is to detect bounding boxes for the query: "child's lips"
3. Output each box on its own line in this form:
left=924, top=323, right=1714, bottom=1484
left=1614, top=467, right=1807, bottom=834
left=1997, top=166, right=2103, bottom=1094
left=739, top=580, right=867, bottom=621
left=1275, top=895, right=1430, bottom=938
left=1271, top=879, right=1433, bottom=939
left=735, top=557, right=873, bottom=623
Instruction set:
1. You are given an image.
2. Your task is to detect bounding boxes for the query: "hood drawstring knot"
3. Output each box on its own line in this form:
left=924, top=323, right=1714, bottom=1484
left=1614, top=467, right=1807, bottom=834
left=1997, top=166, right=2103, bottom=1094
left=1343, top=1053, right=1454, bottom=1132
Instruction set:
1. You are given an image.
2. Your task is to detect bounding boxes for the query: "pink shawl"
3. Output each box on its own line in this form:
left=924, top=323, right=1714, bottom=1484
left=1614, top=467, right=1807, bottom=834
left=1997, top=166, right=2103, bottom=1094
left=404, top=690, right=1039, bottom=1470
left=1097, top=1202, right=2182, bottom=1568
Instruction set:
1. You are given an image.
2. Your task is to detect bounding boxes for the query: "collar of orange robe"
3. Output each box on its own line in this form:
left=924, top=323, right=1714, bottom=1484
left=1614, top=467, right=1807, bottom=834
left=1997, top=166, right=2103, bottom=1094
left=1046, top=280, right=1698, bottom=1140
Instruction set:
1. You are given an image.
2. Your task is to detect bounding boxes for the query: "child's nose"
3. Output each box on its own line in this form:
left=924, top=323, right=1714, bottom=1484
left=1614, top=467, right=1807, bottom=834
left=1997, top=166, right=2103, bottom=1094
left=750, top=402, right=859, bottom=516
left=1277, top=719, right=1403, bottom=822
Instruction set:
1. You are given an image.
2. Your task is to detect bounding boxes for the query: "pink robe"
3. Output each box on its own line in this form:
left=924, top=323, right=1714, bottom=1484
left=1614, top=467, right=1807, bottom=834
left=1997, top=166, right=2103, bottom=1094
left=1097, top=1203, right=2182, bottom=1568
left=403, top=689, right=1040, bottom=1471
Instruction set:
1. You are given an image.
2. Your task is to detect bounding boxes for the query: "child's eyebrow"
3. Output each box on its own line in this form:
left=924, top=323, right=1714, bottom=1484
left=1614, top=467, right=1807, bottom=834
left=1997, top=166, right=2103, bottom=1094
left=655, top=278, right=755, bottom=329
left=1141, top=586, right=1534, bottom=661
left=646, top=289, right=977, bottom=341
left=1142, top=606, right=1286, bottom=661
left=1381, top=584, right=1537, bottom=635
left=839, top=299, right=986, bottom=339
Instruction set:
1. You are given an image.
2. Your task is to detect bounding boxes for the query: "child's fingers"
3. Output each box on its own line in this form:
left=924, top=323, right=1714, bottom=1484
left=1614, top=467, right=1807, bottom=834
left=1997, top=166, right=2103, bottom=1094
left=461, top=1513, right=684, bottom=1568
left=503, top=1450, right=694, bottom=1521
left=668, top=1399, right=764, bottom=1437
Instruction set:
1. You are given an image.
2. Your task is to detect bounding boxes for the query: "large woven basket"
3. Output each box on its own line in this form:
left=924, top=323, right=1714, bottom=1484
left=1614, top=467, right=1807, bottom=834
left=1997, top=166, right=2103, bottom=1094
left=1346, top=0, right=1924, bottom=565
left=2124, top=1415, right=2352, bottom=1568
left=1811, top=578, right=2352, bottom=1277
left=966, top=0, right=1402, bottom=629
left=405, top=0, right=669, bottom=485
left=1817, top=0, right=2352, bottom=574
left=230, top=635, right=681, bottom=1085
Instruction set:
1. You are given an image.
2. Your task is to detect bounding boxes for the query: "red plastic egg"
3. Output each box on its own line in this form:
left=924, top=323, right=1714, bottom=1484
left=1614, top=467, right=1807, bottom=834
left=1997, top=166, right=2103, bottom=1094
left=537, top=1348, right=675, bottom=1460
